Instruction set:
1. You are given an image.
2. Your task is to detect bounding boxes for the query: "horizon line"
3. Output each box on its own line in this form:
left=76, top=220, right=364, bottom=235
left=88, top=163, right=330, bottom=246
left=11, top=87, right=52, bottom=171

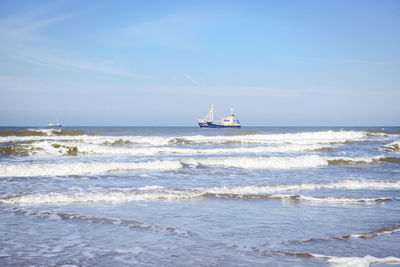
left=0, top=125, right=398, bottom=128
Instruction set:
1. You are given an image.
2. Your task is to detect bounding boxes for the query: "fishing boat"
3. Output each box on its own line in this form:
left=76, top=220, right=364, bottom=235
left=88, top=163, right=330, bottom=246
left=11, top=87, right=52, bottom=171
left=48, top=120, right=62, bottom=128
left=198, top=105, right=241, bottom=128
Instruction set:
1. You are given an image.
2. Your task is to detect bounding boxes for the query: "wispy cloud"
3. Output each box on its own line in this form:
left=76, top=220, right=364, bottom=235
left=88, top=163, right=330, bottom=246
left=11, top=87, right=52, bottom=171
left=0, top=12, right=73, bottom=42
left=0, top=6, right=148, bottom=79
left=0, top=75, right=306, bottom=97
left=16, top=48, right=148, bottom=78
left=184, top=74, right=197, bottom=85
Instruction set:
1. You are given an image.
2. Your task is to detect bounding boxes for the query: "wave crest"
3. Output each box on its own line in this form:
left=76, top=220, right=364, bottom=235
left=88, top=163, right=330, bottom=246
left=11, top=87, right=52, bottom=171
left=1, top=179, right=397, bottom=205
left=340, top=225, right=400, bottom=240
left=323, top=255, right=400, bottom=267
left=6, top=207, right=190, bottom=237
left=381, top=141, right=400, bottom=152
left=181, top=155, right=328, bottom=169
left=0, top=160, right=182, bottom=177
left=0, top=141, right=334, bottom=157
left=1, top=155, right=399, bottom=177
left=0, top=129, right=86, bottom=137
left=169, top=130, right=371, bottom=146
left=0, top=130, right=379, bottom=146
left=1, top=191, right=390, bottom=205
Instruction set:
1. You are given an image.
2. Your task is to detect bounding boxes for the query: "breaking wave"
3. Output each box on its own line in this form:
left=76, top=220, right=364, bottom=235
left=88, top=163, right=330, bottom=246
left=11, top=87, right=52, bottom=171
left=326, top=155, right=392, bottom=165
left=0, top=160, right=182, bottom=177
left=290, top=224, right=400, bottom=245
left=0, top=130, right=385, bottom=146
left=274, top=251, right=400, bottom=267
left=0, top=141, right=334, bottom=157
left=313, top=254, right=400, bottom=267
left=181, top=155, right=396, bottom=169
left=268, top=194, right=390, bottom=203
left=0, top=135, right=170, bottom=146
left=0, top=191, right=391, bottom=205
left=170, top=155, right=396, bottom=167
left=1, top=179, right=398, bottom=205
left=0, top=190, right=203, bottom=205
left=0, top=129, right=86, bottom=137
left=169, top=130, right=374, bottom=145
left=340, top=225, right=400, bottom=240
left=204, top=179, right=400, bottom=195
left=181, top=155, right=329, bottom=169
left=1, top=155, right=398, bottom=177
left=228, top=243, right=400, bottom=266
left=381, top=141, right=400, bottom=152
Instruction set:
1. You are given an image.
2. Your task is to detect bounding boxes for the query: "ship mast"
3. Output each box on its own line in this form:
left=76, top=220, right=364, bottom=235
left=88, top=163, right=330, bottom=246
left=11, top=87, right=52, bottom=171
left=210, top=104, right=214, bottom=122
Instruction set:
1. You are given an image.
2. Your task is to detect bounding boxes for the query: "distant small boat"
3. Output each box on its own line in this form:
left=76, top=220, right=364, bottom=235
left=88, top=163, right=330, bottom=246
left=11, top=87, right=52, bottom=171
left=198, top=105, right=241, bottom=128
left=48, top=120, right=62, bottom=127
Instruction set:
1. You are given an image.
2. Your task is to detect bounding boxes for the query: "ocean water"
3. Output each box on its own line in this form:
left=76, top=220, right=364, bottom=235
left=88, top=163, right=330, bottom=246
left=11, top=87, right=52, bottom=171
left=0, top=126, right=399, bottom=266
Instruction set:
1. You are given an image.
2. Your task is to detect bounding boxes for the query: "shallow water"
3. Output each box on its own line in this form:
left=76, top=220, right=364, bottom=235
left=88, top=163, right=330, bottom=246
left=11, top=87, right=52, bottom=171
left=0, top=126, right=399, bottom=266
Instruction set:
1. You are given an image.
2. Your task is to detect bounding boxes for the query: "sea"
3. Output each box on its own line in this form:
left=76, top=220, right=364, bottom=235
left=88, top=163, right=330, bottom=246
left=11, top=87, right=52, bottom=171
left=0, top=126, right=399, bottom=266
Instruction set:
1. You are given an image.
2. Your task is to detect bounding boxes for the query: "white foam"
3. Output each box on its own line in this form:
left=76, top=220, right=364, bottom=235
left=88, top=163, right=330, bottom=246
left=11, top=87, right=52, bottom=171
left=14, top=141, right=334, bottom=157
left=26, top=128, right=57, bottom=135
left=114, top=247, right=145, bottom=255
left=271, top=194, right=390, bottom=203
left=0, top=191, right=390, bottom=206
left=0, top=135, right=171, bottom=146
left=0, top=190, right=203, bottom=205
left=137, top=185, right=165, bottom=191
left=205, top=179, right=400, bottom=195
left=181, top=155, right=328, bottom=169
left=0, top=130, right=376, bottom=146
left=312, top=254, right=400, bottom=267
left=0, top=155, right=390, bottom=177
left=0, top=160, right=182, bottom=177
left=172, top=130, right=371, bottom=145
left=181, top=155, right=385, bottom=169
left=346, top=226, right=400, bottom=239
left=2, top=179, right=398, bottom=205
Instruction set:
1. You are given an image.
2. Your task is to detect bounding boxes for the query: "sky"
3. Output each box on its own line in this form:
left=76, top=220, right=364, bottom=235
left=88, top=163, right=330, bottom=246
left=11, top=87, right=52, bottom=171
left=0, top=0, right=399, bottom=126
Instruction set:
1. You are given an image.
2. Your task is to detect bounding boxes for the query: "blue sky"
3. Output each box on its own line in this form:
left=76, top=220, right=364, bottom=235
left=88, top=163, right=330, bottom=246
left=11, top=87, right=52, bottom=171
left=0, top=0, right=399, bottom=126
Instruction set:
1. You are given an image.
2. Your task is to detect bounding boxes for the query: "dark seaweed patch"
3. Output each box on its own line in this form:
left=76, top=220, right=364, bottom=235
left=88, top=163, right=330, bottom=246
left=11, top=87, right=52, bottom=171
left=111, top=139, right=134, bottom=146
left=0, top=145, right=44, bottom=156
left=0, top=130, right=47, bottom=137
left=379, top=157, right=400, bottom=163
left=67, top=147, right=78, bottom=156
left=51, top=144, right=79, bottom=156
